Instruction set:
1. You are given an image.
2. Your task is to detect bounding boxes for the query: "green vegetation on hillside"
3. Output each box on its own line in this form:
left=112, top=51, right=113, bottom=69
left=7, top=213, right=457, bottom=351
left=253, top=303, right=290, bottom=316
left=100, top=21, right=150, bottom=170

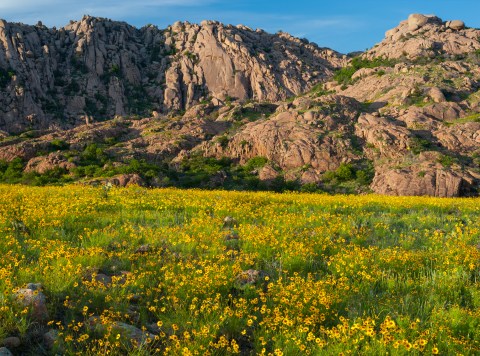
left=334, top=57, right=398, bottom=86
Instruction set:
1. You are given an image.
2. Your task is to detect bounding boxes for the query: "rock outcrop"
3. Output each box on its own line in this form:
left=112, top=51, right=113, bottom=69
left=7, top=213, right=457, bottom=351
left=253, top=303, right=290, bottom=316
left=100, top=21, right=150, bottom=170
left=372, top=156, right=477, bottom=198
left=0, top=16, right=344, bottom=134
left=201, top=95, right=363, bottom=181
left=366, top=14, right=480, bottom=60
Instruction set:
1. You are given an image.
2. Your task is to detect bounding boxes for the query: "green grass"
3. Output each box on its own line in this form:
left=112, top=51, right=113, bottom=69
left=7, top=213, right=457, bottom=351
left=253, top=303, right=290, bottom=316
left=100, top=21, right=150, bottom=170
left=1, top=186, right=479, bottom=354
left=445, top=113, right=480, bottom=126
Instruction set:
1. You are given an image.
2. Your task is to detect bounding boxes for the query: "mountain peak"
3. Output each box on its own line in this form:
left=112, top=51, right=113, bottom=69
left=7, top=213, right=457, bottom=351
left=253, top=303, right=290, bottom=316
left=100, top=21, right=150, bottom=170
left=365, top=14, right=478, bottom=60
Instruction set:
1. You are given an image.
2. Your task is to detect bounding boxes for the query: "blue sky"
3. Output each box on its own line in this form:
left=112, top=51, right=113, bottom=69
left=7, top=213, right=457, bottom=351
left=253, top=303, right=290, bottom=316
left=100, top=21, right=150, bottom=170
left=1, top=0, right=480, bottom=53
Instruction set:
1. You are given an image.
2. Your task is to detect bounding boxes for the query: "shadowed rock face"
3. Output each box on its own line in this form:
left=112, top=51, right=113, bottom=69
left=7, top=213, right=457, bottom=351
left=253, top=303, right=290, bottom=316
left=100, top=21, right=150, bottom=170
left=0, top=16, right=345, bottom=134
left=0, top=14, right=479, bottom=197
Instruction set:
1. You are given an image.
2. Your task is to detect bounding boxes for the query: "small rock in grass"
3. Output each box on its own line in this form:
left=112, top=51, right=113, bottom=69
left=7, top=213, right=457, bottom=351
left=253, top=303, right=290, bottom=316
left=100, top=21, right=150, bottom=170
left=223, top=216, right=238, bottom=228
left=225, top=232, right=240, bottom=241
left=129, top=294, right=142, bottom=304
left=146, top=322, right=161, bottom=334
left=236, top=269, right=267, bottom=286
left=1, top=337, right=20, bottom=349
left=135, top=244, right=152, bottom=254
left=43, top=329, right=59, bottom=350
left=94, top=273, right=112, bottom=287
left=0, top=347, right=13, bottom=356
left=15, top=284, right=48, bottom=322
left=88, top=316, right=154, bottom=347
left=26, top=283, right=42, bottom=291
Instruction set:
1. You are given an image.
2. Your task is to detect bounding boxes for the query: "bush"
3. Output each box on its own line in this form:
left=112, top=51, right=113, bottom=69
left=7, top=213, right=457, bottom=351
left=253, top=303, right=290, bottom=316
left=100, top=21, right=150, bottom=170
left=300, top=183, right=319, bottom=193
left=334, top=57, right=397, bottom=85
left=408, top=136, right=432, bottom=155
left=243, top=157, right=268, bottom=172
left=437, top=155, right=456, bottom=168
left=0, top=158, right=24, bottom=183
left=50, top=139, right=70, bottom=151
left=216, top=135, right=229, bottom=149
left=81, top=144, right=108, bottom=165
left=335, top=163, right=355, bottom=182
left=0, top=67, right=14, bottom=88
left=320, top=161, right=374, bottom=194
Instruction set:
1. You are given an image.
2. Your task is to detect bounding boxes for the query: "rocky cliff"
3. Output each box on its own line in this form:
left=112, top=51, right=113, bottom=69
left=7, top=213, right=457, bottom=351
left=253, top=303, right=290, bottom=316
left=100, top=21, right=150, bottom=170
left=0, top=14, right=478, bottom=197
left=0, top=16, right=344, bottom=134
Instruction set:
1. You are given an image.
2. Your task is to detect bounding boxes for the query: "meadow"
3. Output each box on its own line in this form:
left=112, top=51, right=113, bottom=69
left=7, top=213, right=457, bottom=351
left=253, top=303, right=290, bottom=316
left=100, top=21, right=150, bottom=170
left=0, top=185, right=479, bottom=355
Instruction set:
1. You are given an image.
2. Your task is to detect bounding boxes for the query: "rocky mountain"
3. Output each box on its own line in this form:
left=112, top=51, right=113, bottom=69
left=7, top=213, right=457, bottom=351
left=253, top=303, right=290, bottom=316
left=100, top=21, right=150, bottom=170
left=0, top=16, right=343, bottom=134
left=0, top=14, right=479, bottom=197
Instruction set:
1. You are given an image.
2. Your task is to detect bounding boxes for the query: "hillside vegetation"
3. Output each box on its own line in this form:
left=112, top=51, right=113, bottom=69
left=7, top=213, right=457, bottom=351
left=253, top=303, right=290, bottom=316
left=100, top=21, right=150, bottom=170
left=1, top=185, right=479, bottom=354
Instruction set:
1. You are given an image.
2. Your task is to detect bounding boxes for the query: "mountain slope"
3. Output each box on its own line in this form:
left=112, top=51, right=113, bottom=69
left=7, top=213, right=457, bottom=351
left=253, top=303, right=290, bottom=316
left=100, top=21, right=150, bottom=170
left=0, top=14, right=478, bottom=197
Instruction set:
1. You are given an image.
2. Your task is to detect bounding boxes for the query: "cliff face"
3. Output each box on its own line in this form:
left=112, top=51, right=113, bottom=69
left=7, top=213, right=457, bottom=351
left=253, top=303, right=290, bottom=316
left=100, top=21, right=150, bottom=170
left=0, top=16, right=344, bottom=134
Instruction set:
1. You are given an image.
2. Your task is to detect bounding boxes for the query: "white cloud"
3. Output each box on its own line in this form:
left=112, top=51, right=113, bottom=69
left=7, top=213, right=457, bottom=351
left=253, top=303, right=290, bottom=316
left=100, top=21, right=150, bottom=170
left=0, top=0, right=211, bottom=9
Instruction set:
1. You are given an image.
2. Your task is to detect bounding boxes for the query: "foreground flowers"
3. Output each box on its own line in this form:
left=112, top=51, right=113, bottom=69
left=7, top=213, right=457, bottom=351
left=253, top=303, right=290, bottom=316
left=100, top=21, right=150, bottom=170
left=0, top=185, right=479, bottom=355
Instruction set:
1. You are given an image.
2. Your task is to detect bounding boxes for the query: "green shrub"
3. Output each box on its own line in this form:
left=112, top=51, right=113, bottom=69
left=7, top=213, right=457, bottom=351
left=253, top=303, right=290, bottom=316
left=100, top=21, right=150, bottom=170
left=300, top=183, right=319, bottom=193
left=334, top=57, right=397, bottom=85
left=356, top=164, right=375, bottom=185
left=0, top=158, right=24, bottom=183
left=81, top=144, right=108, bottom=165
left=408, top=136, right=432, bottom=155
left=437, top=154, right=456, bottom=168
left=309, top=83, right=335, bottom=97
left=216, top=135, right=229, bottom=149
left=0, top=67, right=15, bottom=88
left=109, top=64, right=121, bottom=75
left=335, top=163, right=355, bottom=182
left=321, top=161, right=374, bottom=194
left=50, top=139, right=70, bottom=151
left=243, top=157, right=268, bottom=172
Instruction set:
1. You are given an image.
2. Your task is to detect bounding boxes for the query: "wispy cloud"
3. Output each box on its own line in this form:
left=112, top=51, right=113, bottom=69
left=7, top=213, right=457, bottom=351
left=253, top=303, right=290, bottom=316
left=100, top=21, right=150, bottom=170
left=0, top=0, right=213, bottom=10
left=0, top=0, right=219, bottom=26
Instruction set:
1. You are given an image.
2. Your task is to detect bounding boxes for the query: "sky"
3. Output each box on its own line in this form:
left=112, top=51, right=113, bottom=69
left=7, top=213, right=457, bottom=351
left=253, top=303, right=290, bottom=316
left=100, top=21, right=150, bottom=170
left=1, top=0, right=480, bottom=53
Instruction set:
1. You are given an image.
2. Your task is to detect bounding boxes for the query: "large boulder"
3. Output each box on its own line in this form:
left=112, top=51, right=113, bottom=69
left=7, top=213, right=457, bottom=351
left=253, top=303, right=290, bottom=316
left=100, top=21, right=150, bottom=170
left=408, top=14, right=429, bottom=31
left=447, top=20, right=465, bottom=31
left=428, top=87, right=446, bottom=103
left=355, top=113, right=411, bottom=159
left=24, top=153, right=76, bottom=174
left=109, top=174, right=145, bottom=187
left=371, top=160, right=476, bottom=197
left=433, top=122, right=480, bottom=154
